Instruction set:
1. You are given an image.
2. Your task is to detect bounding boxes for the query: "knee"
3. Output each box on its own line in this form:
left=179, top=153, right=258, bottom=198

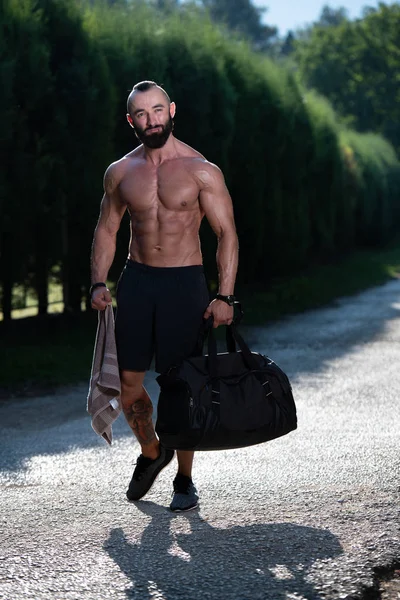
left=121, top=379, right=141, bottom=398
left=120, top=371, right=144, bottom=398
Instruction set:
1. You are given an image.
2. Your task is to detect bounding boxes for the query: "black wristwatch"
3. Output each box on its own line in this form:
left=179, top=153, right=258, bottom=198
left=216, top=293, right=236, bottom=306
left=89, top=282, right=107, bottom=296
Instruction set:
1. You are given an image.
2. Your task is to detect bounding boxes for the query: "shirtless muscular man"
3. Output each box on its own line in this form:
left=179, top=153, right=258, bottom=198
left=90, top=80, right=239, bottom=511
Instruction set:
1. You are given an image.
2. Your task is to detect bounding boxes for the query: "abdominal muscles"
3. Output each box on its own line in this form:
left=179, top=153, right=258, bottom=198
left=128, top=202, right=202, bottom=267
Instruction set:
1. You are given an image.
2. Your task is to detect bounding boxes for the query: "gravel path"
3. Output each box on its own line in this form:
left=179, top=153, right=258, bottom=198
left=1, top=280, right=400, bottom=600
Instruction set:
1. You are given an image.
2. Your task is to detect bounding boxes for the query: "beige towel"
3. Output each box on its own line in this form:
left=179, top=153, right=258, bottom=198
left=87, top=304, right=121, bottom=445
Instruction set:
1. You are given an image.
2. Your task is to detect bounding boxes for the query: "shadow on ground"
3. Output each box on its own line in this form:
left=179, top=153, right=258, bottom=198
left=104, top=501, right=343, bottom=600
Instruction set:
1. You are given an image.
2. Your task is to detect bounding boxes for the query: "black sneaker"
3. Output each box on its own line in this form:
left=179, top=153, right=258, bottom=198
left=170, top=474, right=199, bottom=512
left=126, top=445, right=174, bottom=501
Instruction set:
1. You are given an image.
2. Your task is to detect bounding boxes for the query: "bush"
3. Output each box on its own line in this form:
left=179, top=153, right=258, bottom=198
left=2, top=0, right=400, bottom=319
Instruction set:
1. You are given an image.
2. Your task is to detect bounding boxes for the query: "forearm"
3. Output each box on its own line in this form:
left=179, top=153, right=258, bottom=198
left=216, top=231, right=239, bottom=295
left=90, top=226, right=117, bottom=284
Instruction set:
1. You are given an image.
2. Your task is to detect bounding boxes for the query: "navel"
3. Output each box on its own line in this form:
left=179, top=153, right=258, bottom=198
left=181, top=201, right=187, bottom=207
left=154, top=245, right=162, bottom=251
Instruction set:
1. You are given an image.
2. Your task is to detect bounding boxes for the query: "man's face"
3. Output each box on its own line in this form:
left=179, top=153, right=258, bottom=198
left=128, top=88, right=175, bottom=149
left=134, top=115, right=173, bottom=149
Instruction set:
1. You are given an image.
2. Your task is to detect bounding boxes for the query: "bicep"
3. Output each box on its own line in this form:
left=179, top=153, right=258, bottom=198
left=97, top=192, right=126, bottom=235
left=97, top=165, right=126, bottom=234
left=199, top=171, right=236, bottom=238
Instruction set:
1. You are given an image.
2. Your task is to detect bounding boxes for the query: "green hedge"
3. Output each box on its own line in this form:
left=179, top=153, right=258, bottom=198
left=1, top=0, right=400, bottom=319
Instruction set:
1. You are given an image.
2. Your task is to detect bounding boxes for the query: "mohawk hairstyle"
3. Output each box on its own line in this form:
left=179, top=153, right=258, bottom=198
left=127, top=80, right=171, bottom=115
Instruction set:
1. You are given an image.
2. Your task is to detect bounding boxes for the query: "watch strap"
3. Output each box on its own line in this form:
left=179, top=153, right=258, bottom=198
left=90, top=282, right=107, bottom=296
left=216, top=293, right=236, bottom=305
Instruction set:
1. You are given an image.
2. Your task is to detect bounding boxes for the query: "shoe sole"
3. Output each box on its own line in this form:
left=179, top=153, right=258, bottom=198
left=126, top=450, right=175, bottom=502
left=169, top=501, right=199, bottom=513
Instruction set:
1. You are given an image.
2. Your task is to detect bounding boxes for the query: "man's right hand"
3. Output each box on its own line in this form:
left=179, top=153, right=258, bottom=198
left=91, top=286, right=113, bottom=311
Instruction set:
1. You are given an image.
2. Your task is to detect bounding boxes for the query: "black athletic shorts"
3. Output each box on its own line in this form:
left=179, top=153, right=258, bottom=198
left=115, top=260, right=210, bottom=373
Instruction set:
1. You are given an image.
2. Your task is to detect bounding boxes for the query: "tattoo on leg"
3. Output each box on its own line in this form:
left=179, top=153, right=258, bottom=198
left=123, top=396, right=156, bottom=446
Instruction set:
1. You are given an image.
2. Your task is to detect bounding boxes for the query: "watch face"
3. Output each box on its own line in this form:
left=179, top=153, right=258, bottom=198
left=217, top=294, right=235, bottom=305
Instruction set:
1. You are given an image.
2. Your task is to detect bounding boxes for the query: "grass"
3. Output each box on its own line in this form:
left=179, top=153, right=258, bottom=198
left=238, top=244, right=400, bottom=325
left=0, top=312, right=98, bottom=398
left=1, top=243, right=400, bottom=397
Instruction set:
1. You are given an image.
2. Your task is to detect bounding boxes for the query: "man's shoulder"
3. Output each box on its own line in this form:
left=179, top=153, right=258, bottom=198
left=105, top=156, right=128, bottom=179
left=174, top=141, right=221, bottom=175
left=103, top=157, right=130, bottom=193
left=107, top=149, right=143, bottom=173
left=104, top=151, right=143, bottom=187
left=187, top=157, right=223, bottom=187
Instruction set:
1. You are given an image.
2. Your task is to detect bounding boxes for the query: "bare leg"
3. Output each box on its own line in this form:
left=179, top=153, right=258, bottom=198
left=176, top=450, right=194, bottom=478
left=120, top=370, right=159, bottom=460
left=121, top=370, right=195, bottom=477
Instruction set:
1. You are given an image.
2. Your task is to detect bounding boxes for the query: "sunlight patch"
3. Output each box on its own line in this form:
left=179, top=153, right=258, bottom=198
left=269, top=564, right=295, bottom=580
left=167, top=541, right=191, bottom=563
left=148, top=580, right=167, bottom=599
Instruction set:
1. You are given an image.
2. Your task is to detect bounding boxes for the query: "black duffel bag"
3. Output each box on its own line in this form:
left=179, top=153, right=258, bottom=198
left=155, top=318, right=297, bottom=451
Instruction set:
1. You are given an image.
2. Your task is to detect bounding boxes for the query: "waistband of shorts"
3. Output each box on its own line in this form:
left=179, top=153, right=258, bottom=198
left=125, top=259, right=204, bottom=274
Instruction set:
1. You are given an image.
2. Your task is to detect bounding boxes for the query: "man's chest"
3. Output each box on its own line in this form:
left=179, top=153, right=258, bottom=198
left=119, top=162, right=200, bottom=211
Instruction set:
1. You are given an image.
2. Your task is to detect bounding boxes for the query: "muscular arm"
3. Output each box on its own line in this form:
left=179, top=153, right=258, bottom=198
left=198, top=164, right=239, bottom=295
left=91, top=164, right=127, bottom=284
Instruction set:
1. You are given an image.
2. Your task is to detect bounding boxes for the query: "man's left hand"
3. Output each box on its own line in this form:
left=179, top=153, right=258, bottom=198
left=203, top=299, right=234, bottom=328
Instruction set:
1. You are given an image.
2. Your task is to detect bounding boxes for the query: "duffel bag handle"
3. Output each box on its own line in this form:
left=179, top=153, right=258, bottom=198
left=203, top=300, right=244, bottom=353
left=228, top=324, right=261, bottom=372
left=202, top=317, right=234, bottom=380
left=203, top=316, right=260, bottom=378
left=203, top=317, right=235, bottom=354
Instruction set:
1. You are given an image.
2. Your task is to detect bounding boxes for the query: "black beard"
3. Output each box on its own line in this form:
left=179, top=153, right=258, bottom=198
left=134, top=117, right=173, bottom=149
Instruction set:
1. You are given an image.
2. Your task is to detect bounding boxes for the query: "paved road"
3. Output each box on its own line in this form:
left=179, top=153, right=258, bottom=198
left=1, top=280, right=400, bottom=600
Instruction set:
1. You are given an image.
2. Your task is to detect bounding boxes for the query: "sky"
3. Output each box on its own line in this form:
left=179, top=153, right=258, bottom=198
left=252, top=0, right=382, bottom=35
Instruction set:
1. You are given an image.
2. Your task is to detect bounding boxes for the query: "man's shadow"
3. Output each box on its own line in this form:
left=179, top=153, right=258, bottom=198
left=104, top=501, right=343, bottom=600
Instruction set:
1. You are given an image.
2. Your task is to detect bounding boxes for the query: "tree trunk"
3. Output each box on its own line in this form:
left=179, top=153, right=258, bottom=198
left=35, top=221, right=49, bottom=316
left=0, top=233, right=13, bottom=321
left=68, top=278, right=82, bottom=314
left=36, top=261, right=48, bottom=316
left=1, top=276, right=12, bottom=322
left=61, top=197, right=71, bottom=314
